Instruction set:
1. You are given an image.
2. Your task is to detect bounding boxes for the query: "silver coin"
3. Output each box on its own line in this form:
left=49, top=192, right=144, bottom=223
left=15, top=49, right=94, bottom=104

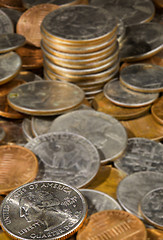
left=0, top=10, right=14, bottom=34
left=0, top=181, right=87, bottom=240
left=0, top=33, right=26, bottom=53
left=7, top=80, right=85, bottom=116
left=90, top=0, right=155, bottom=27
left=80, top=189, right=121, bottom=217
left=22, top=118, right=35, bottom=141
left=104, top=78, right=159, bottom=107
left=120, top=63, right=163, bottom=93
left=117, top=171, right=163, bottom=219
left=0, top=126, right=5, bottom=141
left=115, top=138, right=163, bottom=175
left=140, top=187, right=163, bottom=229
left=116, top=18, right=126, bottom=43
left=25, top=132, right=100, bottom=188
left=0, top=51, right=22, bottom=85
left=17, top=71, right=43, bottom=82
left=47, top=110, right=127, bottom=164
left=120, top=23, right=163, bottom=62
left=31, top=116, right=57, bottom=136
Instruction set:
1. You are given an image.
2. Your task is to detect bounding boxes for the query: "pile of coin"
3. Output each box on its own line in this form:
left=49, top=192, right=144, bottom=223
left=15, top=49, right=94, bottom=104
left=41, top=5, right=119, bottom=100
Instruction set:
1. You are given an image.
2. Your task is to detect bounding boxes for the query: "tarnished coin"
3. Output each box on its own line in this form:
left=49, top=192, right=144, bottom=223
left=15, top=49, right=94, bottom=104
left=120, top=23, right=163, bottom=62
left=80, top=189, right=121, bottom=217
left=0, top=33, right=26, bottom=53
left=17, top=71, right=43, bottom=82
left=114, top=138, right=163, bottom=175
left=146, top=228, right=163, bottom=240
left=25, top=132, right=100, bottom=188
left=151, top=96, right=163, bottom=125
left=140, top=188, right=163, bottom=229
left=31, top=116, right=56, bottom=136
left=0, top=144, right=38, bottom=194
left=0, top=181, right=87, bottom=240
left=0, top=9, right=14, bottom=34
left=0, top=126, right=5, bottom=141
left=104, top=78, right=159, bottom=107
left=0, top=52, right=22, bottom=85
left=22, top=118, right=35, bottom=141
left=7, top=80, right=85, bottom=116
left=77, top=210, right=147, bottom=240
left=47, top=110, right=127, bottom=164
left=117, top=171, right=163, bottom=219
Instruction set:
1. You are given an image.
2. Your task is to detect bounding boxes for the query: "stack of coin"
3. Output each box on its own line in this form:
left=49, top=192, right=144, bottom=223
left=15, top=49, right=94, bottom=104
left=41, top=5, right=119, bottom=100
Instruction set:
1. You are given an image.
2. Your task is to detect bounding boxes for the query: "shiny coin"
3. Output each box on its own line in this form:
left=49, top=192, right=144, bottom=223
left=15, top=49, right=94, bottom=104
left=0, top=144, right=38, bottom=194
left=0, top=33, right=26, bottom=53
left=120, top=23, right=163, bottom=62
left=114, top=138, right=163, bottom=175
left=47, top=110, right=127, bottom=164
left=17, top=71, right=43, bottom=82
left=117, top=171, right=163, bottom=219
left=120, top=64, right=163, bottom=93
left=146, top=228, right=163, bottom=240
left=140, top=188, right=163, bottom=229
left=25, top=132, right=100, bottom=188
left=0, top=180, right=87, bottom=240
left=0, top=52, right=22, bottom=85
left=0, top=9, right=14, bottom=34
left=104, top=78, right=159, bottom=107
left=7, top=80, right=85, bottom=116
left=77, top=210, right=147, bottom=240
left=151, top=96, right=163, bottom=125
left=0, top=126, right=5, bottom=141
left=80, top=189, right=121, bottom=217
left=22, top=118, right=35, bottom=141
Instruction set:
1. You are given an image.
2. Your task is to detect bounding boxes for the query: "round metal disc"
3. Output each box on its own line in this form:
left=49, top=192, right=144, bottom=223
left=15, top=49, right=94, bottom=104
left=31, top=116, right=57, bottom=136
left=117, top=171, right=163, bottom=219
left=120, top=63, right=163, bottom=93
left=7, top=80, right=85, bottom=116
left=0, top=9, right=14, bottom=34
left=104, top=78, right=159, bottom=107
left=114, top=137, right=163, bottom=175
left=0, top=7, right=22, bottom=31
left=25, top=132, right=100, bottom=188
left=0, top=33, right=26, bottom=53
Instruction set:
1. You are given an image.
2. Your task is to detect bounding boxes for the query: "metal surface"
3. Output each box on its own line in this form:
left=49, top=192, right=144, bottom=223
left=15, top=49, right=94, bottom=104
left=0, top=9, right=14, bottom=34
left=17, top=71, right=43, bottom=82
left=0, top=33, right=26, bottom=53
left=151, top=96, right=163, bottom=125
left=22, top=118, right=35, bottom=141
left=31, top=116, right=57, bottom=136
left=0, top=7, right=22, bottom=31
left=0, top=126, right=5, bottom=141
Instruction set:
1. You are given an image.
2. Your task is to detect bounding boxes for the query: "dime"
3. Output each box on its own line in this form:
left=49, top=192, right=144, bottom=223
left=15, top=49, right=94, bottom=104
left=151, top=96, right=163, bottom=125
left=117, top=171, right=163, bottom=219
left=0, top=126, right=5, bottom=141
left=7, top=80, right=85, bottom=116
left=80, top=189, right=121, bottom=217
left=0, top=33, right=26, bottom=53
left=146, top=228, right=163, bottom=240
left=0, top=144, right=38, bottom=194
left=114, top=138, right=163, bottom=175
left=76, top=210, right=147, bottom=240
left=22, top=118, right=35, bottom=141
left=140, top=188, right=163, bottom=229
left=0, top=181, right=87, bottom=240
left=0, top=52, right=22, bottom=85
left=25, top=132, right=100, bottom=188
left=0, top=9, right=14, bottom=34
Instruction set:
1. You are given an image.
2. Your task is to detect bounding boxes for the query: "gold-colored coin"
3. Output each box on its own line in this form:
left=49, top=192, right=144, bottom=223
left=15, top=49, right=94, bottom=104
left=146, top=228, right=163, bottom=240
left=151, top=96, right=163, bottom=125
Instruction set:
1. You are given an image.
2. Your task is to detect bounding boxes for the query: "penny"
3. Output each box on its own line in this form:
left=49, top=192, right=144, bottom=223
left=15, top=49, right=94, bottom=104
left=0, top=78, right=25, bottom=97
left=22, top=118, right=35, bottom=141
left=0, top=181, right=87, bottom=240
left=0, top=9, right=14, bottom=34
left=92, top=92, right=151, bottom=120
left=146, top=228, right=163, bottom=240
left=0, top=144, right=38, bottom=194
left=16, top=4, right=59, bottom=48
left=16, top=71, right=43, bottom=82
left=140, top=188, right=163, bottom=229
left=80, top=189, right=121, bottom=217
left=117, top=171, right=163, bottom=219
left=0, top=33, right=26, bottom=53
left=120, top=23, right=163, bottom=62
left=0, top=126, right=5, bottom=141
left=151, top=96, right=163, bottom=125
left=7, top=80, right=85, bottom=116
left=0, top=0, right=24, bottom=9
left=77, top=210, right=147, bottom=240
left=114, top=138, right=163, bottom=175
left=0, top=231, right=12, bottom=240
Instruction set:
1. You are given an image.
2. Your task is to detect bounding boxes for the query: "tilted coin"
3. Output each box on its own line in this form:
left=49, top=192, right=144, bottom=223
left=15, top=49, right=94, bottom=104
left=0, top=144, right=38, bottom=194
left=0, top=181, right=87, bottom=240
left=77, top=210, right=147, bottom=240
left=120, top=23, right=163, bottom=62
left=48, top=110, right=127, bottom=164
left=0, top=52, right=22, bottom=85
left=16, top=71, right=43, bottom=82
left=80, top=189, right=121, bottom=217
left=22, top=118, right=35, bottom=141
left=120, top=63, right=163, bottom=93
left=146, top=228, right=163, bottom=240
left=140, top=188, right=163, bottom=229
left=7, top=80, right=85, bottom=116
left=0, top=9, right=14, bottom=34
left=114, top=138, right=163, bottom=175
left=25, top=132, right=100, bottom=188
left=117, top=171, right=163, bottom=219
left=151, top=96, right=163, bottom=125
left=0, top=33, right=26, bottom=53
left=0, top=126, right=5, bottom=141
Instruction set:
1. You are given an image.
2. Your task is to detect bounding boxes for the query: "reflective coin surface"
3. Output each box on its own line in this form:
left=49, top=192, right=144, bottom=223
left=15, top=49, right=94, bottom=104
left=80, top=189, right=121, bottom=217
left=0, top=33, right=26, bottom=53
left=47, top=110, right=127, bottom=164
left=151, top=96, right=163, bottom=125
left=25, top=132, right=100, bottom=188
left=115, top=138, right=163, bottom=174
left=140, top=188, right=163, bottom=229
left=0, top=9, right=14, bottom=34
left=22, top=118, right=35, bottom=141
left=0, top=126, right=5, bottom=141
left=117, top=171, right=163, bottom=219
left=0, top=181, right=87, bottom=240
left=7, top=81, right=85, bottom=116
left=146, top=228, right=163, bottom=240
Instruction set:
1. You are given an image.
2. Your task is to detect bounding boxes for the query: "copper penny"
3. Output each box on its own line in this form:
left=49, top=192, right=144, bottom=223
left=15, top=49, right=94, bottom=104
left=77, top=210, right=147, bottom=240
left=146, top=228, right=163, bottom=240
left=0, top=78, right=25, bottom=97
left=151, top=96, right=163, bottom=125
left=0, top=144, right=38, bottom=194
left=0, top=231, right=12, bottom=240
